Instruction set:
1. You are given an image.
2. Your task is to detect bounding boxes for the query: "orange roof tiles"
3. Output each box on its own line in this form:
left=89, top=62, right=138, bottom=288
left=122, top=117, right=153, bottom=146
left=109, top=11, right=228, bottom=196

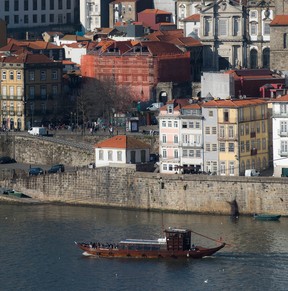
left=270, top=15, right=288, bottom=26
left=202, top=99, right=267, bottom=108
left=95, top=135, right=150, bottom=149
left=183, top=14, right=200, bottom=22
left=271, top=95, right=288, bottom=102
left=140, top=9, right=171, bottom=15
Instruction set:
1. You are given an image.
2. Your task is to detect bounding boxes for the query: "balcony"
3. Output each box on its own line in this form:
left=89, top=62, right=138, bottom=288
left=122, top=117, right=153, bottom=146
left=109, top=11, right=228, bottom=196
left=180, top=142, right=203, bottom=148
left=278, top=129, right=288, bottom=137
left=278, top=149, right=288, bottom=157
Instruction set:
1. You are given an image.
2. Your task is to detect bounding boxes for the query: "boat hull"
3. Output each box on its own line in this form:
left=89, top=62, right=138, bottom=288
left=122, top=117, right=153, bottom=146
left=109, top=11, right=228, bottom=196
left=254, top=214, right=281, bottom=221
left=75, top=242, right=226, bottom=259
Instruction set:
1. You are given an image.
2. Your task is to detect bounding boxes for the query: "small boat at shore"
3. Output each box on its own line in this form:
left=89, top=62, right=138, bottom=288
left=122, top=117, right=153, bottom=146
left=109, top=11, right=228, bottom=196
left=253, top=214, right=281, bottom=221
left=75, top=228, right=226, bottom=259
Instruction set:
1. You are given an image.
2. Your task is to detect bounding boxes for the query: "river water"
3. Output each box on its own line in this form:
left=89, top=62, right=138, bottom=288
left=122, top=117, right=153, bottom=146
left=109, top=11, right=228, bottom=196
left=0, top=203, right=288, bottom=291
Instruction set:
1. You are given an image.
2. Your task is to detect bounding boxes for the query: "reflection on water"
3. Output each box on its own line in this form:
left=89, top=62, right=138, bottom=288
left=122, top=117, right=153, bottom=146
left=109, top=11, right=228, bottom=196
left=0, top=204, right=288, bottom=291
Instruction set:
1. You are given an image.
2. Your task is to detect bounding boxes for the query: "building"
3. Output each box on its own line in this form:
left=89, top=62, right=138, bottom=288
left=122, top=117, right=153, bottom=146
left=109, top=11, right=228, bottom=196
left=201, top=69, right=286, bottom=99
left=137, top=9, right=176, bottom=31
left=0, top=52, right=63, bottom=130
left=182, top=14, right=200, bottom=38
left=94, top=134, right=150, bottom=167
left=0, top=18, right=7, bottom=48
left=271, top=95, right=288, bottom=177
left=1, top=0, right=80, bottom=39
left=81, top=40, right=191, bottom=103
left=202, top=99, right=269, bottom=176
left=158, top=98, right=269, bottom=176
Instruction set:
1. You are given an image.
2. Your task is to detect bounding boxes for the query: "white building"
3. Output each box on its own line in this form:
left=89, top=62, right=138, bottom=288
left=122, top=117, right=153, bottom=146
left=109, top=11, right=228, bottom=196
left=182, top=14, right=200, bottom=38
left=80, top=0, right=112, bottom=32
left=272, top=95, right=288, bottom=177
left=95, top=135, right=150, bottom=167
left=1, top=0, right=78, bottom=32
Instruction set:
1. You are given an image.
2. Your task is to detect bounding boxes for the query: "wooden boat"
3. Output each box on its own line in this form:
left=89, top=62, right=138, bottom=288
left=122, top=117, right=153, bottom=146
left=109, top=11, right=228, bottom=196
left=253, top=214, right=281, bottom=221
left=75, top=228, right=226, bottom=259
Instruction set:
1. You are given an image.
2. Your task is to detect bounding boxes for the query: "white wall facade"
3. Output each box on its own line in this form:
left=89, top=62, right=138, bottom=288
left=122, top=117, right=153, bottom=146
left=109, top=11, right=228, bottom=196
left=63, top=45, right=87, bottom=64
left=80, top=0, right=102, bottom=32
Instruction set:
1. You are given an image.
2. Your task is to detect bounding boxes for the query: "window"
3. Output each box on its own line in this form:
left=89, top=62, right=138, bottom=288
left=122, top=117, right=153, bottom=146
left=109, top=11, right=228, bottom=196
left=262, top=138, right=266, bottom=150
left=162, top=149, right=167, bottom=158
left=117, top=151, right=122, bottom=161
left=174, top=121, right=178, bottom=127
left=16, top=71, right=21, bottom=80
left=220, top=162, right=226, bottom=175
left=108, top=150, right=113, bottom=161
left=228, top=143, right=234, bottom=152
left=2, top=71, right=6, bottom=80
left=50, top=14, right=54, bottom=22
left=246, top=140, right=250, bottom=152
left=182, top=122, right=187, bottom=128
left=24, top=15, right=29, bottom=23
left=41, top=15, right=46, bottom=23
left=219, top=143, right=225, bottom=152
left=281, top=141, right=288, bottom=153
left=40, top=70, right=46, bottom=80
left=245, top=124, right=249, bottom=135
left=163, top=164, right=167, bottom=171
left=24, top=0, right=28, bottom=10
left=250, top=10, right=257, bottom=18
left=257, top=139, right=261, bottom=151
left=41, top=0, right=46, bottom=10
left=228, top=126, right=234, bottom=138
left=17, top=86, right=22, bottom=97
left=14, top=15, right=19, bottom=24
left=58, top=0, right=63, bottom=9
left=250, top=22, right=257, bottom=35
left=241, top=141, right=245, bottom=152
left=162, top=135, right=166, bottom=143
left=219, top=126, right=225, bottom=138
left=52, top=70, right=58, bottom=80
left=5, top=0, right=9, bottom=11
left=174, top=150, right=178, bottom=158
left=196, top=150, right=201, bottom=157
left=219, top=19, right=228, bottom=36
left=229, top=162, right=234, bottom=175
left=204, top=17, right=211, bottom=36
left=9, top=71, right=14, bottom=80
left=224, top=111, right=229, bottom=122
left=9, top=86, right=14, bottom=98
left=212, top=144, right=217, bottom=151
left=66, top=13, right=71, bottom=23
left=206, top=144, right=211, bottom=152
left=29, top=71, right=35, bottom=81
left=209, top=110, right=213, bottom=117
left=189, top=150, right=194, bottom=157
left=189, top=121, right=194, bottom=128
left=263, top=22, right=270, bottom=35
left=14, top=0, right=19, bottom=11
left=205, top=127, right=210, bottom=134
left=52, top=85, right=58, bottom=97
left=174, top=135, right=178, bottom=144
left=183, top=150, right=187, bottom=157
left=2, top=86, right=7, bottom=97
left=33, top=15, right=37, bottom=23
left=40, top=86, right=46, bottom=99
left=280, top=104, right=287, bottom=114
left=67, top=0, right=71, bottom=9
left=33, top=0, right=37, bottom=10
left=99, top=150, right=103, bottom=160
left=195, top=122, right=200, bottom=129
left=5, top=16, right=9, bottom=25
left=212, top=127, right=216, bottom=134
left=29, top=87, right=35, bottom=99
left=50, top=0, right=54, bottom=10
left=168, top=121, right=172, bottom=127
left=162, top=121, right=166, bottom=127
left=233, top=17, right=240, bottom=36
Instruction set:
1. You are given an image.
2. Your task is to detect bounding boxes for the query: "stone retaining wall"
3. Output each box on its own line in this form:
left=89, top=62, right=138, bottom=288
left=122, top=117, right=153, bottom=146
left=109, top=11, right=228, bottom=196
left=2, top=166, right=288, bottom=215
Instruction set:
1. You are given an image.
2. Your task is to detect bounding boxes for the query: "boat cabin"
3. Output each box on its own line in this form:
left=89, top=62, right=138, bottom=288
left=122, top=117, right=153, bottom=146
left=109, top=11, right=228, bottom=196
left=165, top=228, right=191, bottom=251
left=118, top=238, right=167, bottom=251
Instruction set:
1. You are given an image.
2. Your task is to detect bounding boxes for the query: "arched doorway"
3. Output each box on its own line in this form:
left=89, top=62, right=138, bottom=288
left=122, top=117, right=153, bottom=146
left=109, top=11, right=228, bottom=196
left=250, top=49, right=258, bottom=69
left=262, top=48, right=270, bottom=68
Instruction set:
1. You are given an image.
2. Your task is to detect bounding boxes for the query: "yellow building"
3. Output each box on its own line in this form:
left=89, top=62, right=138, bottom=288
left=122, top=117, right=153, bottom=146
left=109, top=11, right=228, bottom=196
left=0, top=52, right=63, bottom=130
left=203, top=99, right=269, bottom=176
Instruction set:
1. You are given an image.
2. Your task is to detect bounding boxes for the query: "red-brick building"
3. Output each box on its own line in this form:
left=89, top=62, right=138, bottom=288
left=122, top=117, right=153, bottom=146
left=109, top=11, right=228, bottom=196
left=81, top=40, right=191, bottom=103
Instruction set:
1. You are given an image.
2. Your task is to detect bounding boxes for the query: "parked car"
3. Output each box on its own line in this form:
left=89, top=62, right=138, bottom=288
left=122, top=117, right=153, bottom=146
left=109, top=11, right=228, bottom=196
left=48, top=164, right=65, bottom=173
left=0, top=156, right=16, bottom=164
left=29, top=167, right=44, bottom=176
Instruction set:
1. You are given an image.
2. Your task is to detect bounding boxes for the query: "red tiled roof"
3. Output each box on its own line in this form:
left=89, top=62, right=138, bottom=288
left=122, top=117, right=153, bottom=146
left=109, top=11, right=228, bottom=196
left=60, top=35, right=90, bottom=41
left=183, top=14, right=200, bottom=22
left=202, top=99, right=267, bottom=108
left=270, top=15, right=288, bottom=26
left=271, top=94, right=288, bottom=102
left=140, top=9, right=171, bottom=15
left=95, top=135, right=150, bottom=149
left=0, top=52, right=54, bottom=64
left=143, top=41, right=184, bottom=55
